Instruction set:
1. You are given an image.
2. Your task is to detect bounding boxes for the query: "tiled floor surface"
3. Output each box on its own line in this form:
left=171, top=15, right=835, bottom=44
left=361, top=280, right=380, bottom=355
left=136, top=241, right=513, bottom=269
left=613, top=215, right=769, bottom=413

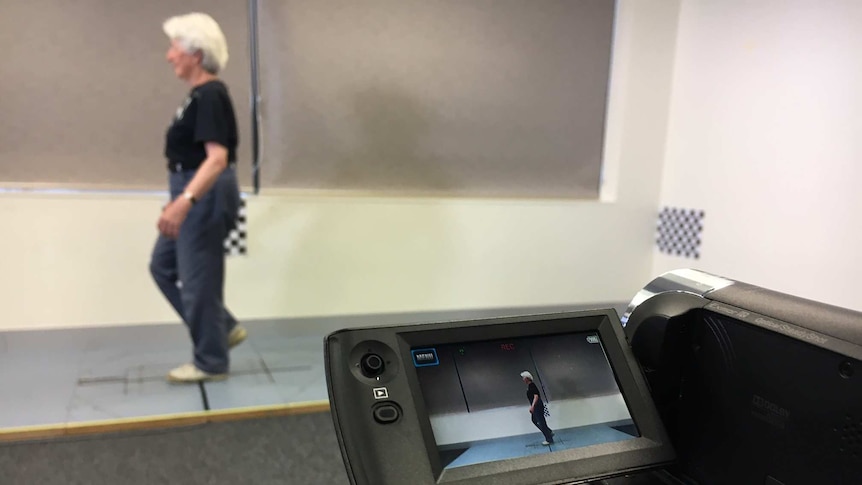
left=0, top=320, right=331, bottom=429
left=0, top=303, right=627, bottom=430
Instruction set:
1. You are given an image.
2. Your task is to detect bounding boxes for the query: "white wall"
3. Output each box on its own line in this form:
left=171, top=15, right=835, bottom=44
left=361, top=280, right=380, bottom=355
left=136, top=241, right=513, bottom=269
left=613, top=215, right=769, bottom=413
left=653, top=0, right=862, bottom=312
left=0, top=0, right=681, bottom=330
left=429, top=394, right=632, bottom=445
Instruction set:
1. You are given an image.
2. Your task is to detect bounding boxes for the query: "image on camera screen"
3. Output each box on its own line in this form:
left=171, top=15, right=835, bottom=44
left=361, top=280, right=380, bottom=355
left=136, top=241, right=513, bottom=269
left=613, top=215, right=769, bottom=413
left=412, top=331, right=639, bottom=470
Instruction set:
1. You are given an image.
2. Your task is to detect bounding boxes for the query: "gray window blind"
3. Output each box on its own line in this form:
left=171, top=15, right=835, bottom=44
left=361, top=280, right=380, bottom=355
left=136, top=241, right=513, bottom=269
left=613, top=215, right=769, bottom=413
left=257, top=0, right=615, bottom=197
left=0, top=0, right=252, bottom=190
left=1, top=0, right=615, bottom=197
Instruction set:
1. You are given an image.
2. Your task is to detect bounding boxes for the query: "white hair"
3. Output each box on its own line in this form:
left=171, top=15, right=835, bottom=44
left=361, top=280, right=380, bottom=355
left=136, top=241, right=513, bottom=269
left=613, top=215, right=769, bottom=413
left=520, top=371, right=533, bottom=381
left=163, top=12, right=229, bottom=74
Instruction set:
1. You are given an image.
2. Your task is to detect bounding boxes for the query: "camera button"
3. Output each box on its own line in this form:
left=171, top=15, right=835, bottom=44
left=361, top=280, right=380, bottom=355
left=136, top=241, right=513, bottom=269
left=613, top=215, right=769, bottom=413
left=373, top=403, right=401, bottom=424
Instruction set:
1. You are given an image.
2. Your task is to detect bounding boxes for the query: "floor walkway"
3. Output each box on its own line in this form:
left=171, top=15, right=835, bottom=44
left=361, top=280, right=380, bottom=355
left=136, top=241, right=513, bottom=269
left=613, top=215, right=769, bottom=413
left=0, top=302, right=626, bottom=440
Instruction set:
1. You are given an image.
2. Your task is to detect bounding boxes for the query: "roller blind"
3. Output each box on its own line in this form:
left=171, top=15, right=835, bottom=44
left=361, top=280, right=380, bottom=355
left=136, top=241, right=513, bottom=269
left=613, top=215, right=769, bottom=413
left=0, top=0, right=253, bottom=190
left=257, top=0, right=615, bottom=197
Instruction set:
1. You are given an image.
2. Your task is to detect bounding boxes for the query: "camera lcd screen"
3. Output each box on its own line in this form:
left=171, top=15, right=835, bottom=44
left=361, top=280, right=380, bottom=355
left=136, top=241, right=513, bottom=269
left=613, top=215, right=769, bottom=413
left=411, top=331, right=640, bottom=471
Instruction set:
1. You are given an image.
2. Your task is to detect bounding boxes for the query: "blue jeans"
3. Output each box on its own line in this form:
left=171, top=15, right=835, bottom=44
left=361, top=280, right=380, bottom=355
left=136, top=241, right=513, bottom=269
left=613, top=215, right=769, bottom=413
left=149, top=166, right=241, bottom=374
left=531, top=404, right=554, bottom=442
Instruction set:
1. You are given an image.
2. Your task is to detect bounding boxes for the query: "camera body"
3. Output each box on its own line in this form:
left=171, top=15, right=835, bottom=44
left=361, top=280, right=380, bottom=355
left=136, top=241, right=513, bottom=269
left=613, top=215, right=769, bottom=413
left=324, top=269, right=862, bottom=484
left=622, top=269, right=862, bottom=485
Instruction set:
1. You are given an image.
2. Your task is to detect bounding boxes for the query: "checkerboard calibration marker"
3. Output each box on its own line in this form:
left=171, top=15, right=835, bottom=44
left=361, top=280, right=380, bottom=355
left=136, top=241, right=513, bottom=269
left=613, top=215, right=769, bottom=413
left=224, top=195, right=247, bottom=256
left=656, top=207, right=704, bottom=259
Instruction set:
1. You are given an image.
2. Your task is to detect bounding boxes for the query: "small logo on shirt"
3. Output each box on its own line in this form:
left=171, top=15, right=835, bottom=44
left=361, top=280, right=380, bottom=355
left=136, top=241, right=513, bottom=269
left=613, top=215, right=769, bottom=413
left=174, top=96, right=193, bottom=121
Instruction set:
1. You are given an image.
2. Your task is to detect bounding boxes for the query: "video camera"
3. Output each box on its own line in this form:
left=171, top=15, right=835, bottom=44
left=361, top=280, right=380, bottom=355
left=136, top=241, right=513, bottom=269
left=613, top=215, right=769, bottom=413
left=324, top=269, right=862, bottom=484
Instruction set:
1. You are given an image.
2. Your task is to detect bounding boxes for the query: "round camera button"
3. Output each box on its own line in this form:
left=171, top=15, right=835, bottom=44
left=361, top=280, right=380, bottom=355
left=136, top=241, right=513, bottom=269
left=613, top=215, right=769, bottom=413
left=373, top=403, right=401, bottom=424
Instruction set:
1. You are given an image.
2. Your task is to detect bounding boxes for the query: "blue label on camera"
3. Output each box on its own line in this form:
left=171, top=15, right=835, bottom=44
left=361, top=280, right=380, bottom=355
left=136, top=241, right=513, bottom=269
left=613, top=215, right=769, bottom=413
left=412, top=348, right=439, bottom=367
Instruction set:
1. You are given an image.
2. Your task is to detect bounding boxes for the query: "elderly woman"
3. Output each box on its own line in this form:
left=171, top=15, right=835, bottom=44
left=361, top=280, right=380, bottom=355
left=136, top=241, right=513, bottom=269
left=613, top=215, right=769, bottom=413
left=150, top=12, right=245, bottom=383
left=520, top=371, right=554, bottom=445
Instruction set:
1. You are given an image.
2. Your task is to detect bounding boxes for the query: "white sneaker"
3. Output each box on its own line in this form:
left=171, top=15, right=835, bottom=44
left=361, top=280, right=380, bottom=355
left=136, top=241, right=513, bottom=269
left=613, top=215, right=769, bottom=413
left=542, top=441, right=551, bottom=446
left=167, top=363, right=227, bottom=383
left=228, top=325, right=247, bottom=349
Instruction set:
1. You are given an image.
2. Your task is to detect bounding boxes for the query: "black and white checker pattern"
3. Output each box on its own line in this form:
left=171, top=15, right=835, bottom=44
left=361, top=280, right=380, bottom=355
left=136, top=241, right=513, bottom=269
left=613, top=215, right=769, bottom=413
left=224, top=195, right=247, bottom=256
left=656, top=207, right=704, bottom=259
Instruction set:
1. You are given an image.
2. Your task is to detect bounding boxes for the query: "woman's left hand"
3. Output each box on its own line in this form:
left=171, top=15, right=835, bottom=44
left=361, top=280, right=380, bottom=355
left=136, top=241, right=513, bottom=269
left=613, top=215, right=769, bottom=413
left=158, top=197, right=193, bottom=239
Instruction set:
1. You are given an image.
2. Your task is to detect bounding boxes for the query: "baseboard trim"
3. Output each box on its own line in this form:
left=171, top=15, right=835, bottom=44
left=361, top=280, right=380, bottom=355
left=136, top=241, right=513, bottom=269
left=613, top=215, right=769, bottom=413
left=0, top=400, right=331, bottom=443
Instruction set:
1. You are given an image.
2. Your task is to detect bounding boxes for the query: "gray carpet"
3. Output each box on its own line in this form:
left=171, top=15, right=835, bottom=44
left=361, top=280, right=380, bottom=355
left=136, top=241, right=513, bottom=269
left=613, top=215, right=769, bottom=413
left=0, top=412, right=350, bottom=485
left=0, top=411, right=682, bottom=485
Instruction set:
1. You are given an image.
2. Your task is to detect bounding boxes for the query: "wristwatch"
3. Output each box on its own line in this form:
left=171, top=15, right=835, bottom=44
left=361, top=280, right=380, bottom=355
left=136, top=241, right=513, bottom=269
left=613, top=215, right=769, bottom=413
left=182, top=191, right=197, bottom=205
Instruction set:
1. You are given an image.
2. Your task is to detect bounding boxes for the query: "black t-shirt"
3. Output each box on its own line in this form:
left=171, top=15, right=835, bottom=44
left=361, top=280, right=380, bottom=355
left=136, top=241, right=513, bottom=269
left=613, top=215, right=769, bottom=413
left=164, top=80, right=238, bottom=170
left=527, top=382, right=544, bottom=407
